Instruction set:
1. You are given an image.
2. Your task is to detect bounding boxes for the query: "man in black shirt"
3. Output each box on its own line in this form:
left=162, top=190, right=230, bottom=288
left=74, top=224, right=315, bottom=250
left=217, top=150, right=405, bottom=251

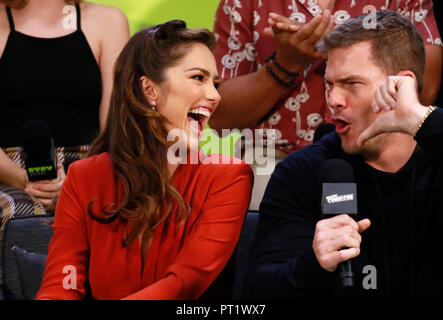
left=243, top=10, right=443, bottom=299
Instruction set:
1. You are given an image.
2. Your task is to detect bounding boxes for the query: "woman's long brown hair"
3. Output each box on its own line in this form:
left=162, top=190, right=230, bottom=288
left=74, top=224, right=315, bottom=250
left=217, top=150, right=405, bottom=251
left=87, top=20, right=215, bottom=249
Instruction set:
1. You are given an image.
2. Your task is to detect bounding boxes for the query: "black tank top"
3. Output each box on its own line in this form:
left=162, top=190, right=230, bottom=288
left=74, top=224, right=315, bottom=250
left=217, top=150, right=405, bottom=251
left=0, top=3, right=102, bottom=147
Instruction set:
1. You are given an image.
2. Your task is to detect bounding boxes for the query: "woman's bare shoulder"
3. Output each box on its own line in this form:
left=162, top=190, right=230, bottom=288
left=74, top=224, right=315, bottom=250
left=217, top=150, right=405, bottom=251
left=80, top=2, right=128, bottom=28
left=0, top=5, right=10, bottom=58
left=0, top=5, right=8, bottom=30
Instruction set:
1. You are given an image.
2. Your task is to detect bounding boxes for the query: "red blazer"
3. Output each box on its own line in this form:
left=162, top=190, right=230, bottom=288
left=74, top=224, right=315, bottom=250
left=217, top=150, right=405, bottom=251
left=36, top=152, right=253, bottom=300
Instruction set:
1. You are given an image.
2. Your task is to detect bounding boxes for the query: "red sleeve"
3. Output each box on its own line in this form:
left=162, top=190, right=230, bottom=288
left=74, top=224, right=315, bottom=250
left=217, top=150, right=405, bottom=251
left=122, top=162, right=253, bottom=300
left=213, top=0, right=258, bottom=80
left=35, top=161, right=89, bottom=300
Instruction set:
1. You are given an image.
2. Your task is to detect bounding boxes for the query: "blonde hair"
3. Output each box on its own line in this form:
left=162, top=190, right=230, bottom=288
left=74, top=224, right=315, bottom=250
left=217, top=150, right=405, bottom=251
left=0, top=0, right=82, bottom=9
left=317, top=10, right=425, bottom=93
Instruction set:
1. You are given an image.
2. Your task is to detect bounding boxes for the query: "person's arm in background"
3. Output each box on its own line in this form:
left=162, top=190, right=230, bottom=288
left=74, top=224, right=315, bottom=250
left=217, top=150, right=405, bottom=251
left=0, top=5, right=26, bottom=185
left=0, top=21, right=25, bottom=187
left=421, top=44, right=442, bottom=105
left=398, top=0, right=442, bottom=105
left=209, top=0, right=333, bottom=134
left=30, top=5, right=129, bottom=209
left=242, top=1, right=442, bottom=108
left=0, top=149, right=27, bottom=189
left=258, top=3, right=442, bottom=107
left=95, top=6, right=130, bottom=131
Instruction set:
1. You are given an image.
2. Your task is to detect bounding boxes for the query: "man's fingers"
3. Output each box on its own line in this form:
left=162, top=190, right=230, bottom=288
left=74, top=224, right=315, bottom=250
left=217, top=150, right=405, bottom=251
left=358, top=219, right=371, bottom=233
left=372, top=98, right=380, bottom=113
left=381, top=83, right=396, bottom=109
left=275, top=21, right=302, bottom=32
left=325, top=15, right=335, bottom=34
left=317, top=233, right=361, bottom=256
left=386, top=77, right=398, bottom=100
left=336, top=247, right=361, bottom=262
left=269, top=12, right=294, bottom=25
left=316, top=226, right=362, bottom=245
left=375, top=82, right=396, bottom=111
left=294, top=14, right=323, bottom=43
left=315, top=216, right=370, bottom=272
left=317, top=214, right=359, bottom=232
left=268, top=15, right=303, bottom=33
left=289, top=24, right=303, bottom=32
left=268, top=13, right=302, bottom=32
left=311, top=16, right=334, bottom=55
left=318, top=248, right=361, bottom=272
left=263, top=26, right=275, bottom=37
left=267, top=16, right=277, bottom=27
left=374, top=86, right=391, bottom=111
left=304, top=10, right=332, bottom=45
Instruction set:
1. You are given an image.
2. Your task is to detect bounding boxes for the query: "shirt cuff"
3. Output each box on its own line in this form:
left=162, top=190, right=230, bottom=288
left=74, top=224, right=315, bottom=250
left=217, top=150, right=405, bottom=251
left=414, top=107, right=443, bottom=151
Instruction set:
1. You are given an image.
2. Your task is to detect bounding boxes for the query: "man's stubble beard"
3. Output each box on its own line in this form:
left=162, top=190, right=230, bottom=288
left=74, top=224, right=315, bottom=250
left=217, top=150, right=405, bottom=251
left=341, top=132, right=388, bottom=158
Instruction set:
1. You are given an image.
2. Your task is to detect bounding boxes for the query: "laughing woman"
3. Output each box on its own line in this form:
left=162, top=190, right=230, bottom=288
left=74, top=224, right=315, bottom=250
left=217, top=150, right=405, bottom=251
left=35, top=20, right=253, bottom=300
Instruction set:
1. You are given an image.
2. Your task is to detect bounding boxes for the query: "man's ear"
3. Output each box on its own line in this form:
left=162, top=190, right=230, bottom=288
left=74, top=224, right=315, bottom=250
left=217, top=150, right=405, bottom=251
left=396, top=71, right=418, bottom=90
left=140, top=76, right=160, bottom=103
left=397, top=70, right=417, bottom=81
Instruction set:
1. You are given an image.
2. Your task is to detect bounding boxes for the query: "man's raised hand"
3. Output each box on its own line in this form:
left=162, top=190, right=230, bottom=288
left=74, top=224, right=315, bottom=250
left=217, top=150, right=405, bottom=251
left=357, top=76, right=430, bottom=147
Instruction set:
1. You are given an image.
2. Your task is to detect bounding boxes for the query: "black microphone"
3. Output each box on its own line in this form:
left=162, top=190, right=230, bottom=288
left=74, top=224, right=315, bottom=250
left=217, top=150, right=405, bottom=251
left=319, top=159, right=358, bottom=288
left=314, top=123, right=336, bottom=143
left=21, top=120, right=57, bottom=181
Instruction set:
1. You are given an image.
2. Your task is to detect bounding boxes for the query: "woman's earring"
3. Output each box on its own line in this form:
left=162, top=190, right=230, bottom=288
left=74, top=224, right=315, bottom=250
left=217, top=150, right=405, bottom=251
left=151, top=101, right=157, bottom=111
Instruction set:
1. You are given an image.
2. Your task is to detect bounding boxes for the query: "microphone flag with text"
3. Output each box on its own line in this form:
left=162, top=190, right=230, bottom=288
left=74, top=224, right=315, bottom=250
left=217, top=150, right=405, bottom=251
left=320, top=158, right=358, bottom=288
left=20, top=119, right=57, bottom=181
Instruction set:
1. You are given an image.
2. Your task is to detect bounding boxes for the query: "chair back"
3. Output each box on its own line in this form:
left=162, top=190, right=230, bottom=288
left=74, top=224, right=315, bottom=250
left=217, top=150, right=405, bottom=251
left=232, top=210, right=259, bottom=299
left=1, top=215, right=54, bottom=300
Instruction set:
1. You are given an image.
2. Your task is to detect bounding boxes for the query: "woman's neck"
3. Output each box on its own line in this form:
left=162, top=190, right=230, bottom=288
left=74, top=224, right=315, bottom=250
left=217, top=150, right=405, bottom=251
left=14, top=0, right=68, bottom=20
left=10, top=0, right=77, bottom=36
left=18, top=0, right=67, bottom=10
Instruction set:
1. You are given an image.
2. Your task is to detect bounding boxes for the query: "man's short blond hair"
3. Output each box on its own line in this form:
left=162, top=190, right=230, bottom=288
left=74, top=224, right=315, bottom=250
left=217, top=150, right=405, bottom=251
left=317, top=10, right=425, bottom=93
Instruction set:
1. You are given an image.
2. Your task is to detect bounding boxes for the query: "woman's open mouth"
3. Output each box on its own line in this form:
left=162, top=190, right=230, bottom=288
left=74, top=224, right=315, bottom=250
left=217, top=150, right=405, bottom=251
left=187, top=107, right=211, bottom=135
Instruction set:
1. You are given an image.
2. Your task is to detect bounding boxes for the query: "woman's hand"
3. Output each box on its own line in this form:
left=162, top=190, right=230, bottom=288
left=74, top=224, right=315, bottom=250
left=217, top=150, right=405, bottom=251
left=25, top=156, right=66, bottom=211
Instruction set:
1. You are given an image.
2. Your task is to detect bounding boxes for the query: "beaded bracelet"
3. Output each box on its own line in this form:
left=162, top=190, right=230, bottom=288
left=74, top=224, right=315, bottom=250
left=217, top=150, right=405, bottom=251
left=265, top=63, right=295, bottom=88
left=414, top=105, right=437, bottom=137
left=265, top=51, right=300, bottom=78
